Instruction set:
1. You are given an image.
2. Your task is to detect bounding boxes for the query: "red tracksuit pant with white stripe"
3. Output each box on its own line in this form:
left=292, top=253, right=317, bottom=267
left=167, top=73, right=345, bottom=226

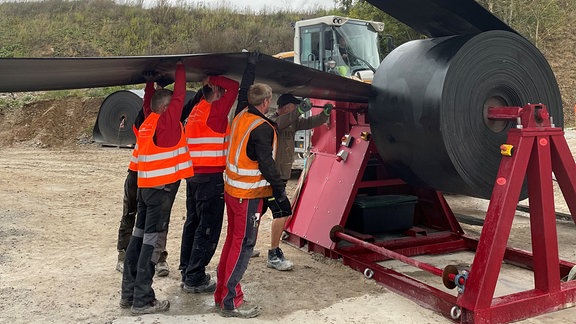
left=214, top=192, right=262, bottom=310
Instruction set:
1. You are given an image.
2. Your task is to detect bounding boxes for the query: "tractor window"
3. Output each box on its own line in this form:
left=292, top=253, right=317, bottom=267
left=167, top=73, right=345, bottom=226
left=333, top=22, right=381, bottom=74
left=299, top=26, right=322, bottom=70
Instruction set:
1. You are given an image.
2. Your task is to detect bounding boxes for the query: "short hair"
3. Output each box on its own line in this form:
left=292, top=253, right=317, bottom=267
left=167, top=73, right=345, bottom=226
left=202, top=84, right=224, bottom=101
left=150, top=89, right=173, bottom=113
left=248, top=83, right=272, bottom=106
left=201, top=84, right=213, bottom=98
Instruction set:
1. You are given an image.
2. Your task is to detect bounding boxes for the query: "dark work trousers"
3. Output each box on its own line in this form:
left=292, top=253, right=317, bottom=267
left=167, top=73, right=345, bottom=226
left=121, top=180, right=180, bottom=307
left=179, top=173, right=225, bottom=286
left=214, top=192, right=262, bottom=310
left=116, top=169, right=167, bottom=263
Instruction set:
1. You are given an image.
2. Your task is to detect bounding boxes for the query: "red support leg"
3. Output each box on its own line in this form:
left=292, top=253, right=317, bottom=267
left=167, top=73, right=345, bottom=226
left=528, top=134, right=561, bottom=292
left=458, top=130, right=534, bottom=313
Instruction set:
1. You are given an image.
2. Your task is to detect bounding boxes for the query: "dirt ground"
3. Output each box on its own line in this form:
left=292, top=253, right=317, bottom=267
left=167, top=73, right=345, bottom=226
left=1, top=98, right=576, bottom=323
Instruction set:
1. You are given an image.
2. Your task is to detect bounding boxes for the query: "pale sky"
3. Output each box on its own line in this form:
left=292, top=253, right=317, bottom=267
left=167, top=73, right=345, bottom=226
left=141, top=0, right=338, bottom=12
left=0, top=0, right=338, bottom=12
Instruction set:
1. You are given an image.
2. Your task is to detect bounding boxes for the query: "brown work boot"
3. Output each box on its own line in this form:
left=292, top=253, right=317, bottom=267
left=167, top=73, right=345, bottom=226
left=181, top=274, right=216, bottom=293
left=219, top=301, right=261, bottom=318
left=130, top=299, right=170, bottom=315
left=119, top=298, right=132, bottom=309
left=155, top=261, right=170, bottom=277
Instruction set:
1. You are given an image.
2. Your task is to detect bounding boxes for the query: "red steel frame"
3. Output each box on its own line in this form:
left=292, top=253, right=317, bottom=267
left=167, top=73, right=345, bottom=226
left=284, top=103, right=576, bottom=322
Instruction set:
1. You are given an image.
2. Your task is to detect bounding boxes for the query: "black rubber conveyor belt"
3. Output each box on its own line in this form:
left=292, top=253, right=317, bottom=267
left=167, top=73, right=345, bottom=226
left=365, top=0, right=563, bottom=199
left=365, top=0, right=516, bottom=37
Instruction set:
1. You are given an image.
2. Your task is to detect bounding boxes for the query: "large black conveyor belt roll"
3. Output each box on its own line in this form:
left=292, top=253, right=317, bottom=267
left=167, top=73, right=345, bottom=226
left=93, top=90, right=143, bottom=146
left=369, top=30, right=563, bottom=199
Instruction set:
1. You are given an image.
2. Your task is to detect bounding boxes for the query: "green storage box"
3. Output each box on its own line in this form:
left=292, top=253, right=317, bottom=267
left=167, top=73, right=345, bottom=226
left=346, top=195, right=417, bottom=234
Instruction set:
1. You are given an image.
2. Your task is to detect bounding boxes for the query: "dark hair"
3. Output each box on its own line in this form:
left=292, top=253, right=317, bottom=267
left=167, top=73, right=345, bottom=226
left=201, top=84, right=213, bottom=97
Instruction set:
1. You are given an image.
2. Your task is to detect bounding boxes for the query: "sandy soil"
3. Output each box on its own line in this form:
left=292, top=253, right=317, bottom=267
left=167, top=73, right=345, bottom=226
left=0, top=146, right=444, bottom=323
left=1, top=98, right=576, bottom=323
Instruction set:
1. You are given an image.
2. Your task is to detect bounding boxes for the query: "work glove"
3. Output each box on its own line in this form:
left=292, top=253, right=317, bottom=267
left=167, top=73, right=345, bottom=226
left=143, top=70, right=158, bottom=82
left=248, top=51, right=260, bottom=65
left=297, top=98, right=312, bottom=114
left=323, top=103, right=334, bottom=116
left=266, top=194, right=292, bottom=217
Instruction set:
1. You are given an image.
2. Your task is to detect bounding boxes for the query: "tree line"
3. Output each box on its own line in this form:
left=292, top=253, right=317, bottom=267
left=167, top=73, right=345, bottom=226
left=1, top=0, right=571, bottom=63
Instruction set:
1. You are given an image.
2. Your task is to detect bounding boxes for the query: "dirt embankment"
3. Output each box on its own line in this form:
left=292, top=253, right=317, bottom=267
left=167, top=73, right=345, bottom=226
left=0, top=96, right=102, bottom=148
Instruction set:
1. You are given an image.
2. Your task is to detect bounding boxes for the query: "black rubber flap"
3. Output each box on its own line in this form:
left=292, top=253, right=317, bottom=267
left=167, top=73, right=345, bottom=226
left=369, top=30, right=563, bottom=199
left=92, top=90, right=143, bottom=146
left=364, top=0, right=516, bottom=37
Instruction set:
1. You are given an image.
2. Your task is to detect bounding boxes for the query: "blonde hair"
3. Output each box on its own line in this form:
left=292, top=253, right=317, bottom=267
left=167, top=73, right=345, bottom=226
left=151, top=89, right=173, bottom=113
left=248, top=83, right=272, bottom=106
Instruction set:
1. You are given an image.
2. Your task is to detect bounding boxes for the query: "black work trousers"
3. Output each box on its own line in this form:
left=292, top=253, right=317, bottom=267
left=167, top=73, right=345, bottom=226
left=121, top=180, right=180, bottom=307
left=179, top=173, right=225, bottom=286
left=116, top=169, right=167, bottom=263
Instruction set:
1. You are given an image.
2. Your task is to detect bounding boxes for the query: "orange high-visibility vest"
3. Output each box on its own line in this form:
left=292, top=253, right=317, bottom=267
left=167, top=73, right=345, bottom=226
left=224, top=108, right=277, bottom=198
left=137, top=113, right=194, bottom=188
left=185, top=99, right=230, bottom=168
left=128, top=124, right=139, bottom=171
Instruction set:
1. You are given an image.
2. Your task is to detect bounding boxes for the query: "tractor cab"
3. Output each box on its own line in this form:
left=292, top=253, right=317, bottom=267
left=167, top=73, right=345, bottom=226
left=294, top=16, right=384, bottom=82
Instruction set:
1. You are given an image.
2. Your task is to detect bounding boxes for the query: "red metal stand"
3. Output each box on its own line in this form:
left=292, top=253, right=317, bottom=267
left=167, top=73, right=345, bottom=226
left=456, top=104, right=576, bottom=322
left=285, top=103, right=576, bottom=322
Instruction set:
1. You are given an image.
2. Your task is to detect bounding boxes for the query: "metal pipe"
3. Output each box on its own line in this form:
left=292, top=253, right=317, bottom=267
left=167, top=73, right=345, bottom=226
left=335, top=230, right=449, bottom=278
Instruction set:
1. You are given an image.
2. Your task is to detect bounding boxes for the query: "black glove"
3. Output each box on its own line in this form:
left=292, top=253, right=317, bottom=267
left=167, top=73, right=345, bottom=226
left=143, top=70, right=158, bottom=82
left=266, top=195, right=292, bottom=217
left=248, top=51, right=260, bottom=65
left=156, top=76, right=173, bottom=88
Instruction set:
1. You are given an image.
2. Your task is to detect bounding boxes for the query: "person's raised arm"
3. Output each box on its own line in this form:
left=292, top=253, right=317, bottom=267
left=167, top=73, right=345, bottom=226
left=207, top=76, right=239, bottom=132
left=235, top=52, right=259, bottom=116
left=170, top=62, right=186, bottom=113
left=161, top=62, right=187, bottom=131
left=142, top=72, right=156, bottom=117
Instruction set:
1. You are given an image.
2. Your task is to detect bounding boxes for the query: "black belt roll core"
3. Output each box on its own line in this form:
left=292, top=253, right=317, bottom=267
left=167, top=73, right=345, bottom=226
left=369, top=30, right=563, bottom=199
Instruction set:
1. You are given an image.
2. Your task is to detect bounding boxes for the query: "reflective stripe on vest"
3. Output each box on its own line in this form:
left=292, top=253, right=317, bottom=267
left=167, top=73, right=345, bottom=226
left=224, top=108, right=277, bottom=198
left=185, top=99, right=230, bottom=168
left=128, top=125, right=139, bottom=171
left=128, top=144, right=139, bottom=171
left=137, top=113, right=194, bottom=188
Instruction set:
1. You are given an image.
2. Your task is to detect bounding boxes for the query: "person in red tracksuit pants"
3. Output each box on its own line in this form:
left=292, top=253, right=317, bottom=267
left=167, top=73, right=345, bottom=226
left=214, top=53, right=292, bottom=318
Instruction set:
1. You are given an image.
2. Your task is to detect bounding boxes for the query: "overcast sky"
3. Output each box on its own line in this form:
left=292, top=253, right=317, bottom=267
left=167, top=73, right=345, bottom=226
left=141, top=0, right=338, bottom=12
left=0, top=0, right=337, bottom=12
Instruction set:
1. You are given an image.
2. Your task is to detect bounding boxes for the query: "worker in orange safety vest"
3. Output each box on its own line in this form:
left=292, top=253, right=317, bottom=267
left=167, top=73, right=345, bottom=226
left=179, top=74, right=239, bottom=293
left=120, top=61, right=193, bottom=316
left=214, top=53, right=292, bottom=319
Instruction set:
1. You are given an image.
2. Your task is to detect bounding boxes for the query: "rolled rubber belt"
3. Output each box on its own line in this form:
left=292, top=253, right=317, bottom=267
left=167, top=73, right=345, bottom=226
left=366, top=1, right=563, bottom=199
left=92, top=90, right=143, bottom=146
left=93, top=90, right=197, bottom=146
